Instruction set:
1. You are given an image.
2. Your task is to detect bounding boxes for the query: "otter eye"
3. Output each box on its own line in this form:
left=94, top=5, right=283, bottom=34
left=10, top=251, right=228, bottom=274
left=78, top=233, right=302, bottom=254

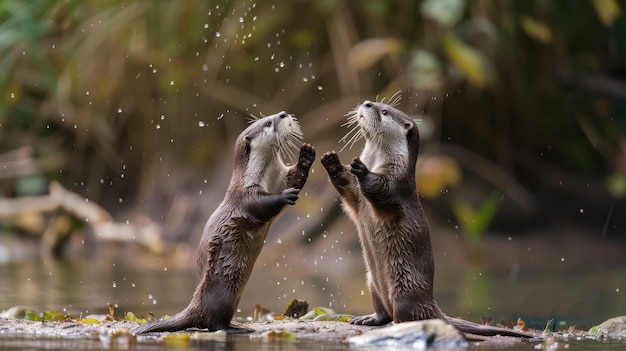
left=264, top=121, right=272, bottom=128
left=381, top=109, right=388, bottom=116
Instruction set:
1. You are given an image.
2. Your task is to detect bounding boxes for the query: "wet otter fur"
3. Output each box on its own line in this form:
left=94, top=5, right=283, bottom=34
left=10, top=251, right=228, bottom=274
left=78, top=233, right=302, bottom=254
left=133, top=111, right=315, bottom=334
left=320, top=96, right=533, bottom=338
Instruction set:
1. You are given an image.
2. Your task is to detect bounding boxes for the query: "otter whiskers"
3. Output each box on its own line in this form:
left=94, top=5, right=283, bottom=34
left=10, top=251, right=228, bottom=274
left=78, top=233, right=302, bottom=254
left=339, top=108, right=363, bottom=152
left=278, top=115, right=303, bottom=164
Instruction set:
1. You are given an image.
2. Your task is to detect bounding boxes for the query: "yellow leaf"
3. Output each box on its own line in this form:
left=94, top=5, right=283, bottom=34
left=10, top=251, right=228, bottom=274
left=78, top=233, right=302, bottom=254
left=165, top=333, right=191, bottom=348
left=349, top=38, right=403, bottom=70
left=593, top=0, right=621, bottom=27
left=442, top=34, right=493, bottom=88
left=418, top=156, right=462, bottom=199
left=520, top=16, right=553, bottom=44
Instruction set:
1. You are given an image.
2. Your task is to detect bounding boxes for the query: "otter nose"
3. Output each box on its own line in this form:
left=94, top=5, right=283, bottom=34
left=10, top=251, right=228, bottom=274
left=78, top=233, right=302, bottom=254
left=363, top=101, right=373, bottom=108
left=279, top=112, right=288, bottom=119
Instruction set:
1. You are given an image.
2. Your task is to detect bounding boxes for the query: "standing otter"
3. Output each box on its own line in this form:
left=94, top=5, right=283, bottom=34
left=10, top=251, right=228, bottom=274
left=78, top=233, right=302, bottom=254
left=320, top=97, right=533, bottom=338
left=133, top=111, right=315, bottom=334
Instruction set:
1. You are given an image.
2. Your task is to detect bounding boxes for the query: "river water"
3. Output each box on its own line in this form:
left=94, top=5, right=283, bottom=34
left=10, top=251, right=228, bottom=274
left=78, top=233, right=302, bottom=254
left=0, top=227, right=625, bottom=350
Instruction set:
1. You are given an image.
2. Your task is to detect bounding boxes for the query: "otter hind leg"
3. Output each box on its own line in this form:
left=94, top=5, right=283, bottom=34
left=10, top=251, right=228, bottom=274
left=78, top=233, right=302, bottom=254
left=350, top=287, right=392, bottom=326
left=350, top=313, right=392, bottom=326
left=223, top=323, right=255, bottom=334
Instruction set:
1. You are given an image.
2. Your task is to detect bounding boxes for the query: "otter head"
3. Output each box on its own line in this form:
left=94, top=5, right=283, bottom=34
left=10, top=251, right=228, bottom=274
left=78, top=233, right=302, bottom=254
left=233, top=111, right=302, bottom=188
left=342, top=96, right=420, bottom=169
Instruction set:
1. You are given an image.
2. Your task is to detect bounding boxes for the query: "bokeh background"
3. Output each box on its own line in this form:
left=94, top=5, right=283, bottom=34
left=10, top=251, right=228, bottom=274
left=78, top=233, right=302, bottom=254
left=1, top=0, right=625, bottom=329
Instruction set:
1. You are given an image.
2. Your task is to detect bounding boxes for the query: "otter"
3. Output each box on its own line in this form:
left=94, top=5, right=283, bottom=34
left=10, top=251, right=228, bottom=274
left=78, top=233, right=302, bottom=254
left=320, top=97, right=533, bottom=338
left=133, top=111, right=315, bottom=334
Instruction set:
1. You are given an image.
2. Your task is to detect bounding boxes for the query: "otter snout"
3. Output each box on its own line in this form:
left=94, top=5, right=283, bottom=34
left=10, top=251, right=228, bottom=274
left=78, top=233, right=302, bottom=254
left=358, top=100, right=380, bottom=122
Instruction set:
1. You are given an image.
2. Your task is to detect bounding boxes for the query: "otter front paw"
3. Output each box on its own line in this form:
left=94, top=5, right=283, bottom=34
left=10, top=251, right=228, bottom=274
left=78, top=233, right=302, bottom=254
left=349, top=157, right=369, bottom=180
left=320, top=151, right=344, bottom=177
left=298, top=144, right=316, bottom=170
left=281, top=187, right=301, bottom=205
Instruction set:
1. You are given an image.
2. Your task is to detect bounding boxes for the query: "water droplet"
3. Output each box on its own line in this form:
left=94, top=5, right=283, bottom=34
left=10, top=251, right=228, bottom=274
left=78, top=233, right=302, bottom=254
left=198, top=121, right=206, bottom=127
left=317, top=85, right=323, bottom=91
left=215, top=32, right=221, bottom=37
left=579, top=208, right=584, bottom=214
left=560, top=257, right=565, bottom=262
left=204, top=23, right=209, bottom=29
left=117, top=108, right=123, bottom=113
left=155, top=124, right=161, bottom=129
left=202, top=64, right=208, bottom=71
left=239, top=17, right=244, bottom=23
left=112, top=281, right=117, bottom=288
left=169, top=80, right=174, bottom=86
left=118, top=198, right=123, bottom=203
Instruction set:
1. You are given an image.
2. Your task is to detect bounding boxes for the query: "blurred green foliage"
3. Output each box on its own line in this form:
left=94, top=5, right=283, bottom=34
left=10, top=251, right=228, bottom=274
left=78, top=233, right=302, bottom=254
left=0, top=0, right=624, bottom=217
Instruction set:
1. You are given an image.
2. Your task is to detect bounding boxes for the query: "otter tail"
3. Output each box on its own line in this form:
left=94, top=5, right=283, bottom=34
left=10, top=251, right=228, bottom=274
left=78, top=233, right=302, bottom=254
left=446, top=316, right=536, bottom=338
left=131, top=307, right=196, bottom=335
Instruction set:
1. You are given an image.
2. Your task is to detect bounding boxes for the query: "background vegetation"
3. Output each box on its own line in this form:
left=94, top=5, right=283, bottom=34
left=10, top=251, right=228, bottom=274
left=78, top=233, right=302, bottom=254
left=1, top=0, right=625, bottom=246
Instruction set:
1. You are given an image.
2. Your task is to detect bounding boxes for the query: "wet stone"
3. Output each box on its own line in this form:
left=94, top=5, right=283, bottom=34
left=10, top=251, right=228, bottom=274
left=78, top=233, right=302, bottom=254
left=348, top=319, right=468, bottom=349
left=590, top=316, right=626, bottom=337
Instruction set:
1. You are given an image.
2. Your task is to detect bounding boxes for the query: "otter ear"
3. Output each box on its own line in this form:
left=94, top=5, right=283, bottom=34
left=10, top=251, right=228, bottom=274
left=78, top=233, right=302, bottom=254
left=404, top=121, right=413, bottom=131
left=244, top=135, right=251, bottom=144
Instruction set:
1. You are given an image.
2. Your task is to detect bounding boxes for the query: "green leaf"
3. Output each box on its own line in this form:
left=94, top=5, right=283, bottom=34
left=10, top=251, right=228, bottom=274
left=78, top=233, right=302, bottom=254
left=452, top=192, right=501, bottom=245
left=26, top=312, right=42, bottom=322
left=299, top=307, right=334, bottom=320
left=42, top=311, right=68, bottom=321
left=80, top=317, right=102, bottom=325
left=124, top=311, right=146, bottom=323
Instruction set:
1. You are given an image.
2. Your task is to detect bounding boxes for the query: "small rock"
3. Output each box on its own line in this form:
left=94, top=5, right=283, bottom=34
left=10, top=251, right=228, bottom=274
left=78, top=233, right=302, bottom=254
left=590, top=316, right=626, bottom=337
left=348, top=319, right=467, bottom=349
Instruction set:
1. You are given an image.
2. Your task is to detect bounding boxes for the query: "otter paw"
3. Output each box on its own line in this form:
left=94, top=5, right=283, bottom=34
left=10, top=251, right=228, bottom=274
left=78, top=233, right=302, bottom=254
left=298, top=144, right=316, bottom=170
left=281, top=187, right=301, bottom=205
left=349, top=157, right=369, bottom=180
left=320, top=151, right=344, bottom=175
left=349, top=313, right=390, bottom=326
